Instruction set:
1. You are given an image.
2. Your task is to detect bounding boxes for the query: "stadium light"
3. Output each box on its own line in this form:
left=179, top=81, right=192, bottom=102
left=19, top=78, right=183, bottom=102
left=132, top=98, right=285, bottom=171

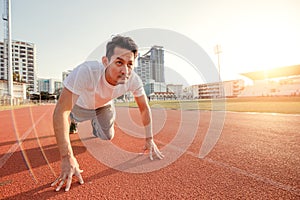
left=214, top=44, right=222, bottom=98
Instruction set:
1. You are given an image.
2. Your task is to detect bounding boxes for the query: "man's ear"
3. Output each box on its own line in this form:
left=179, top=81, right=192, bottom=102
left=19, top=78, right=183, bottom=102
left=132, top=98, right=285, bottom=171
left=102, top=56, right=109, bottom=67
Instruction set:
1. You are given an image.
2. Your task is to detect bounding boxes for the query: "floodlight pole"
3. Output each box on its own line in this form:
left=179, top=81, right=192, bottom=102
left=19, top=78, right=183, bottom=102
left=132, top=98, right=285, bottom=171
left=214, top=44, right=222, bottom=98
left=3, top=0, right=13, bottom=105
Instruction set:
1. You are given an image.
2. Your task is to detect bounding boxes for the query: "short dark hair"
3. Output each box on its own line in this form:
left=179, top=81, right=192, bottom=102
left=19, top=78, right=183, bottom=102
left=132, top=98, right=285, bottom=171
left=106, top=35, right=138, bottom=60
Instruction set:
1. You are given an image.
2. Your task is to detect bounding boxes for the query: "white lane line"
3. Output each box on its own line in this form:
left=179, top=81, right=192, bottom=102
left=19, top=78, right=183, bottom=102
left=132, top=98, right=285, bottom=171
left=220, top=110, right=300, bottom=117
left=203, top=157, right=300, bottom=196
left=157, top=140, right=300, bottom=196
left=0, top=111, right=48, bottom=168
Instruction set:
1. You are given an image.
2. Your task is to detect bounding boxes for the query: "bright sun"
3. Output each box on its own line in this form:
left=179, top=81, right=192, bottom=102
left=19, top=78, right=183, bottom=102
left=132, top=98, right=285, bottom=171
left=215, top=15, right=300, bottom=79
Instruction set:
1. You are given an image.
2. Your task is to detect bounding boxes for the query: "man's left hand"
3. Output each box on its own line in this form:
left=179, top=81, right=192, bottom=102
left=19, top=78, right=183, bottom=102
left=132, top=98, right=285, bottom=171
left=143, top=138, right=164, bottom=160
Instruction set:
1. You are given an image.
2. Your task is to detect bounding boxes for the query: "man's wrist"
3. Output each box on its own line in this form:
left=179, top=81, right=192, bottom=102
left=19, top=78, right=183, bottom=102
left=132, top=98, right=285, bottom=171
left=61, top=151, right=73, bottom=159
left=146, top=137, right=153, bottom=141
left=145, top=124, right=153, bottom=139
left=58, top=143, right=74, bottom=159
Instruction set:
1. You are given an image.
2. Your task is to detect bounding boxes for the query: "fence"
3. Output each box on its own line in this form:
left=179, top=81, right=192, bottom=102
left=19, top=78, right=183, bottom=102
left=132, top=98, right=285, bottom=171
left=0, top=96, right=57, bottom=106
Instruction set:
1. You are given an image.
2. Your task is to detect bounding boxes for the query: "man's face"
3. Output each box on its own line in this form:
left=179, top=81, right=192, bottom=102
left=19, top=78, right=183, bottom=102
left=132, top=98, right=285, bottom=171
left=103, top=47, right=135, bottom=86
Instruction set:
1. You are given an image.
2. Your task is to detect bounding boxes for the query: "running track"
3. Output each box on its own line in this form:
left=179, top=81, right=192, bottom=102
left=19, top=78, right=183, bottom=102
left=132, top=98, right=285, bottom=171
left=0, top=105, right=299, bottom=199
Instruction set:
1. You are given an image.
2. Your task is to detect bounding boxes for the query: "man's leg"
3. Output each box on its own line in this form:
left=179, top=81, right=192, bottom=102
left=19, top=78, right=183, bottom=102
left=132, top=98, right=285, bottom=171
left=91, top=104, right=115, bottom=140
left=69, top=113, right=78, bottom=134
left=70, top=105, right=97, bottom=134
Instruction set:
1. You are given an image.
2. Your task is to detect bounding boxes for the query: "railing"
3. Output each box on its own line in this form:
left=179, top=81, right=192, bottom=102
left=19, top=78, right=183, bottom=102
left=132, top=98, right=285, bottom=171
left=0, top=98, right=57, bottom=106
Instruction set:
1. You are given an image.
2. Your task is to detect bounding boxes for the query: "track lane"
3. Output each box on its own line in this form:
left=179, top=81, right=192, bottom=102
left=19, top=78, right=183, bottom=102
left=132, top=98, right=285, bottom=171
left=0, top=105, right=299, bottom=199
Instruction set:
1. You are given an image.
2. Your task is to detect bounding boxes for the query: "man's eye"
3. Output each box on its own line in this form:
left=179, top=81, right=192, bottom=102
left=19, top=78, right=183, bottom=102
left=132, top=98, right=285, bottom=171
left=116, top=61, right=122, bottom=65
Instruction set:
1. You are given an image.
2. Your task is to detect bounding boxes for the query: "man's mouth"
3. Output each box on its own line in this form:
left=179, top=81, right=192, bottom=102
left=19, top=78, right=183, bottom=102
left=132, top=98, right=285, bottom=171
left=119, top=75, right=128, bottom=80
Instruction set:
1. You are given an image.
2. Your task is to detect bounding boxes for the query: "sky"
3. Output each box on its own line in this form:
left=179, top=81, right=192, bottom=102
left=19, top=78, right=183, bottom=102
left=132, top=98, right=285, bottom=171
left=1, top=0, right=299, bottom=85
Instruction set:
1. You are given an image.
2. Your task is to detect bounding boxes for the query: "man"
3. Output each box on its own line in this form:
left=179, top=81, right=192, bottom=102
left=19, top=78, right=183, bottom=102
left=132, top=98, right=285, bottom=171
left=51, top=35, right=164, bottom=192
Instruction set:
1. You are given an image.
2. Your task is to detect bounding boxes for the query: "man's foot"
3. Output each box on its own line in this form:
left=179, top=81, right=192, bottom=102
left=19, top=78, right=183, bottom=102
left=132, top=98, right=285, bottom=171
left=69, top=122, right=78, bottom=134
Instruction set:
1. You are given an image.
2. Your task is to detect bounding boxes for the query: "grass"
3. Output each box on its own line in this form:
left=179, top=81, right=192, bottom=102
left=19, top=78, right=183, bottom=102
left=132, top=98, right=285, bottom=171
left=1, top=97, right=299, bottom=114
left=0, top=104, right=37, bottom=111
left=115, top=96, right=300, bottom=114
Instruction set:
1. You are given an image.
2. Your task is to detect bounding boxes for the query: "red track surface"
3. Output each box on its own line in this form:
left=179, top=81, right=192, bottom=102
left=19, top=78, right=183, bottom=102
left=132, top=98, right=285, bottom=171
left=0, top=105, right=299, bottom=199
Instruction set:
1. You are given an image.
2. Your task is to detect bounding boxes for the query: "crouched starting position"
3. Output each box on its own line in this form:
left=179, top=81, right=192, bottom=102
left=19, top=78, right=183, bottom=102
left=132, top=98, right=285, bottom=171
left=51, top=35, right=164, bottom=192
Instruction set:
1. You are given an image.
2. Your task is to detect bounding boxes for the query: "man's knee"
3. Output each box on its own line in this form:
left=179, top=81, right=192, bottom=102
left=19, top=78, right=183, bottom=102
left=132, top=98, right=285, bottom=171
left=98, top=129, right=114, bottom=140
left=92, top=121, right=114, bottom=140
left=91, top=117, right=115, bottom=140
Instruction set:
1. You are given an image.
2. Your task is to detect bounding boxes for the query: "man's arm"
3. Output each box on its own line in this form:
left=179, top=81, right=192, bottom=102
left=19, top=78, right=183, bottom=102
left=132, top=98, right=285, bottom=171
left=135, top=94, right=152, bottom=139
left=51, top=88, right=84, bottom=191
left=134, top=94, right=164, bottom=160
left=53, top=88, right=78, bottom=157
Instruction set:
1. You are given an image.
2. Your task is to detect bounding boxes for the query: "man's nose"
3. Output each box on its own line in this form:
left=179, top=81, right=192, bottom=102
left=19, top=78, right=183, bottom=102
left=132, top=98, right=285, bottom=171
left=121, top=65, right=129, bottom=74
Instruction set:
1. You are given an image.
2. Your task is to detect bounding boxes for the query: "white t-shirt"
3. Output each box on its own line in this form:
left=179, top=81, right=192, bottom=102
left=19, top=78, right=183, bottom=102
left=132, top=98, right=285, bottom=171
left=63, top=61, right=145, bottom=109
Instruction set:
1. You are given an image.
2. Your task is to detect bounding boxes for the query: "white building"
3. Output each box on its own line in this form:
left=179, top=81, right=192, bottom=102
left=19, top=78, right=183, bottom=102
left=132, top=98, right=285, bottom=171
left=222, top=80, right=244, bottom=97
left=62, top=70, right=73, bottom=82
left=184, top=79, right=244, bottom=99
left=0, top=80, right=27, bottom=105
left=136, top=54, right=151, bottom=84
left=144, top=80, right=167, bottom=95
left=167, top=84, right=183, bottom=98
left=183, top=85, right=198, bottom=99
left=38, top=78, right=62, bottom=94
left=135, top=46, right=165, bottom=84
left=0, top=40, right=37, bottom=93
left=240, top=65, right=300, bottom=97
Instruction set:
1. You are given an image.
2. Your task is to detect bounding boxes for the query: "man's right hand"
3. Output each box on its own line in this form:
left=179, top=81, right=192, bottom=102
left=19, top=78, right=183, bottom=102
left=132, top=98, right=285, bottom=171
left=51, top=155, right=84, bottom=192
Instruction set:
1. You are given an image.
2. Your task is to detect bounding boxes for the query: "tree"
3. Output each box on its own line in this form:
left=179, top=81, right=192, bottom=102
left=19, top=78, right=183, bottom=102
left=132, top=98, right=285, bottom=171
left=13, top=72, right=20, bottom=82
left=40, top=91, right=50, bottom=100
left=54, top=87, right=63, bottom=100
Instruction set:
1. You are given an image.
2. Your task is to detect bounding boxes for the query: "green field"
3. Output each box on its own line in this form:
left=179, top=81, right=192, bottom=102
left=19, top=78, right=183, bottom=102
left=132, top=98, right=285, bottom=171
left=1, top=97, right=299, bottom=114
left=115, top=97, right=300, bottom=114
left=0, top=104, right=37, bottom=111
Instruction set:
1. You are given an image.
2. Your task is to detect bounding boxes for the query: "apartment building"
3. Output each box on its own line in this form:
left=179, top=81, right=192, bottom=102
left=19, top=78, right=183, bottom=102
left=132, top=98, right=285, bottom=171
left=136, top=54, right=151, bottom=84
left=184, top=79, right=244, bottom=99
left=38, top=78, right=62, bottom=94
left=135, top=45, right=165, bottom=85
left=0, top=40, right=37, bottom=93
